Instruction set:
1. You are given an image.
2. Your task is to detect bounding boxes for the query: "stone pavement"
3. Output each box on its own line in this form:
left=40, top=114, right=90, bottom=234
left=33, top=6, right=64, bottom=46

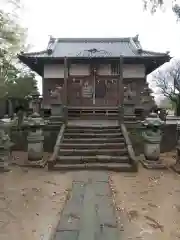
left=53, top=171, right=120, bottom=240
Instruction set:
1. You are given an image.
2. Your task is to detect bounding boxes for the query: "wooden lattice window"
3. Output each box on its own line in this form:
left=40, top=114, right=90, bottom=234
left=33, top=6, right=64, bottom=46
left=111, top=62, right=119, bottom=75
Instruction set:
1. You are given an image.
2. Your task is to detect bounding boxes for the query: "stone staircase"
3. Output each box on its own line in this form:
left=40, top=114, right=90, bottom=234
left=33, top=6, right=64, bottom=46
left=48, top=123, right=138, bottom=172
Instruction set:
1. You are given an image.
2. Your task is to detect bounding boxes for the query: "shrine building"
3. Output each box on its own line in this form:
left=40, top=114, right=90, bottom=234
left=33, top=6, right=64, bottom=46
left=18, top=36, right=170, bottom=119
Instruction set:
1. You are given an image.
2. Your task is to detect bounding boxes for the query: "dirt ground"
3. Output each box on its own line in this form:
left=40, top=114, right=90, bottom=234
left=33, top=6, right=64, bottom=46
left=111, top=152, right=180, bottom=240
left=0, top=164, right=72, bottom=240
left=1, top=151, right=180, bottom=240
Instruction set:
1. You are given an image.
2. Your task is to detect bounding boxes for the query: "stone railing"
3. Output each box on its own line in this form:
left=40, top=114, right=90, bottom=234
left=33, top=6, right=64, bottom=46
left=120, top=123, right=138, bottom=171
left=48, top=123, right=66, bottom=170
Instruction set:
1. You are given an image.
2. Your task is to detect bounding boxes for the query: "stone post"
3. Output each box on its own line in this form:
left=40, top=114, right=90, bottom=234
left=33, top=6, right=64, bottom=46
left=7, top=98, right=14, bottom=118
left=0, top=120, right=13, bottom=172
left=140, top=113, right=166, bottom=169
left=31, top=91, right=41, bottom=113
left=23, top=112, right=47, bottom=167
left=124, top=100, right=135, bottom=115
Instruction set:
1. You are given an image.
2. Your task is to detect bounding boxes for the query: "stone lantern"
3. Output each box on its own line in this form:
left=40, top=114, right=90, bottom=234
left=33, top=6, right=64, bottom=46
left=140, top=112, right=166, bottom=169
left=23, top=112, right=48, bottom=167
left=22, top=91, right=48, bottom=167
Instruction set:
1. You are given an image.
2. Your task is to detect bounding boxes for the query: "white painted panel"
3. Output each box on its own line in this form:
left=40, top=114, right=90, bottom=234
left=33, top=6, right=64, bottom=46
left=69, top=64, right=90, bottom=75
left=44, top=64, right=64, bottom=78
left=123, top=64, right=145, bottom=78
left=98, top=64, right=111, bottom=75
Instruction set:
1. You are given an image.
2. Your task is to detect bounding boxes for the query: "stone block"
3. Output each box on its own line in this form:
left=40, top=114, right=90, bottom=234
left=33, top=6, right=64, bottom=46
left=51, top=104, right=64, bottom=116
left=54, top=230, right=78, bottom=240
left=95, top=195, right=117, bottom=227
left=93, top=182, right=111, bottom=196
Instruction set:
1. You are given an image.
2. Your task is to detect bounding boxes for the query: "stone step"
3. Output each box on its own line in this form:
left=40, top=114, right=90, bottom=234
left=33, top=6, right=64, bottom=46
left=68, top=116, right=118, bottom=120
left=56, top=155, right=129, bottom=164
left=59, top=148, right=128, bottom=156
left=68, top=114, right=118, bottom=118
left=60, top=142, right=126, bottom=149
left=67, top=125, right=120, bottom=129
left=68, top=111, right=118, bottom=114
left=64, top=132, right=123, bottom=138
left=63, top=137, right=125, bottom=144
left=49, top=162, right=134, bottom=172
left=65, top=128, right=121, bottom=133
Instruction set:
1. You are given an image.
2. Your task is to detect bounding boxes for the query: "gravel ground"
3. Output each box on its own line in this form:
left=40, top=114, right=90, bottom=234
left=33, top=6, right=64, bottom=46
left=0, top=154, right=72, bottom=240
left=110, top=152, right=180, bottom=240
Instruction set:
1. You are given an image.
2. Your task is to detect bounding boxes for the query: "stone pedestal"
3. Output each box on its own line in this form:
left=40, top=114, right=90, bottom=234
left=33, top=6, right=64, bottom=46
left=124, top=101, right=135, bottom=115
left=144, top=141, right=160, bottom=161
left=27, top=129, right=44, bottom=161
left=123, top=101, right=136, bottom=124
left=50, top=103, right=65, bottom=127
left=0, top=121, right=13, bottom=172
left=50, top=84, right=64, bottom=122
left=134, top=106, right=145, bottom=121
left=51, top=103, right=64, bottom=116
left=140, top=113, right=166, bottom=169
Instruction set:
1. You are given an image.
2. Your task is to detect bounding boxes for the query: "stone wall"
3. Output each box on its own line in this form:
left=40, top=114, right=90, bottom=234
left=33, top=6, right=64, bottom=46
left=10, top=124, right=62, bottom=153
left=10, top=128, right=28, bottom=151
left=161, top=124, right=178, bottom=153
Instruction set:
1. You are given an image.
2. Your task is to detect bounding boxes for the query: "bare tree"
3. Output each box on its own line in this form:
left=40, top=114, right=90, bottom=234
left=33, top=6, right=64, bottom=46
left=143, top=0, right=180, bottom=19
left=152, top=59, right=180, bottom=115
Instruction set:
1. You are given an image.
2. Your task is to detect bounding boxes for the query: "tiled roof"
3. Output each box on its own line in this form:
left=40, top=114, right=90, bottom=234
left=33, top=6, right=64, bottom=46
left=19, top=36, right=169, bottom=59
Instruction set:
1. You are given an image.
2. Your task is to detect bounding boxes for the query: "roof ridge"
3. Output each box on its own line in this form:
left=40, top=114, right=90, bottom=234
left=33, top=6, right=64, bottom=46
left=50, top=37, right=134, bottom=43
left=19, top=50, right=47, bottom=56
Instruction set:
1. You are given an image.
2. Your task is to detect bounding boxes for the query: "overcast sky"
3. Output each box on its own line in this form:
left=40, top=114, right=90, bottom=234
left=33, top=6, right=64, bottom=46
left=11, top=0, right=180, bottom=97
left=20, top=0, right=180, bottom=54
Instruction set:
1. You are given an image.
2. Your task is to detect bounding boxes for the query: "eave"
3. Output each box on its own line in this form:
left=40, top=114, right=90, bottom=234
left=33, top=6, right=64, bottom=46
left=18, top=54, right=170, bottom=77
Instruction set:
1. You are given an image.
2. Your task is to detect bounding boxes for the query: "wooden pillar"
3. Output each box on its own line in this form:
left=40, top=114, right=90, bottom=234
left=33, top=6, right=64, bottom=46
left=118, top=55, right=124, bottom=122
left=63, top=57, right=68, bottom=121
left=64, top=57, right=68, bottom=105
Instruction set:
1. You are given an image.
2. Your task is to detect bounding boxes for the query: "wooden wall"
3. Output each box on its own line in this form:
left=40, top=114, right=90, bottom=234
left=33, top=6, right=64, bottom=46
left=43, top=63, right=145, bottom=79
left=42, top=63, right=146, bottom=108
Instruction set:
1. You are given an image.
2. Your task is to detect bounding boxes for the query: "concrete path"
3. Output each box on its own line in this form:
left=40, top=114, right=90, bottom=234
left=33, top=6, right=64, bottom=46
left=53, top=171, right=120, bottom=240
